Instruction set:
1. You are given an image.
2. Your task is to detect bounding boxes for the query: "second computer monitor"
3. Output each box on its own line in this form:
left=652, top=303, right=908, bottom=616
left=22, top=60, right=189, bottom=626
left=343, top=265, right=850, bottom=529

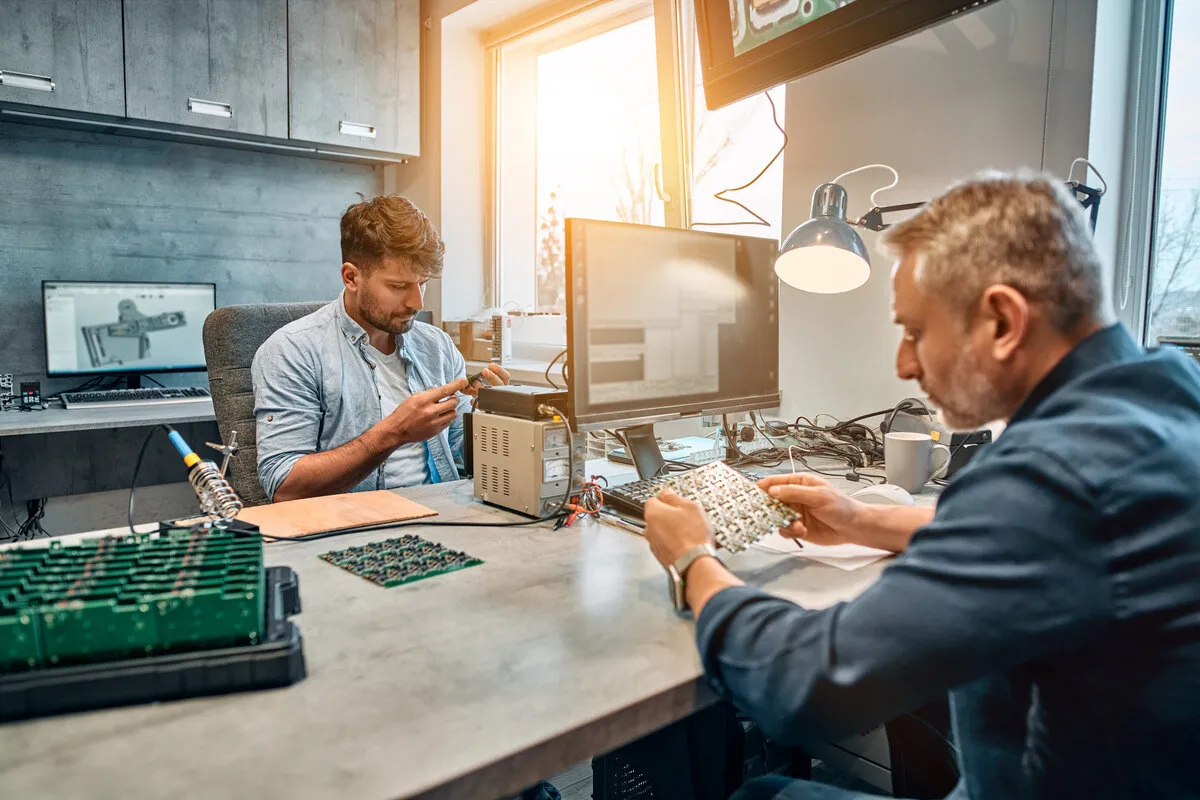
left=43, top=281, right=215, bottom=377
left=565, top=219, right=781, bottom=431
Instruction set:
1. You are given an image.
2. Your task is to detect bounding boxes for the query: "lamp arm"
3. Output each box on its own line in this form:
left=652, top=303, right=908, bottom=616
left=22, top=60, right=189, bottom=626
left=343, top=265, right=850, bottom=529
left=854, top=181, right=1103, bottom=233
left=855, top=201, right=927, bottom=232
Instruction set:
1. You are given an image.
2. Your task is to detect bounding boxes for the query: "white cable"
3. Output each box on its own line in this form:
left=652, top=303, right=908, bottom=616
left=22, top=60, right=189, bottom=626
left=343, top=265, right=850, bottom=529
left=788, top=445, right=799, bottom=475
left=1068, top=157, right=1108, bottom=195
left=830, top=164, right=900, bottom=208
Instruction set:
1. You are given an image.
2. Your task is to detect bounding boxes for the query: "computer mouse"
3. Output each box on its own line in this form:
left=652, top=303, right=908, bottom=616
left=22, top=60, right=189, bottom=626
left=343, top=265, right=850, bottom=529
left=851, top=483, right=915, bottom=506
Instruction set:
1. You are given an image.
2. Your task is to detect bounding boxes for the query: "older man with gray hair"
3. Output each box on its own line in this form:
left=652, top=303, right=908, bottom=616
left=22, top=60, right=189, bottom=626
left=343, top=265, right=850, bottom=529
left=640, top=173, right=1200, bottom=799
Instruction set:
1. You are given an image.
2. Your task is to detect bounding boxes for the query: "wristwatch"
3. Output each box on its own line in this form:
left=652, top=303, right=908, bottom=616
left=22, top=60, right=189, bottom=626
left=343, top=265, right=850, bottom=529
left=667, top=543, right=718, bottom=613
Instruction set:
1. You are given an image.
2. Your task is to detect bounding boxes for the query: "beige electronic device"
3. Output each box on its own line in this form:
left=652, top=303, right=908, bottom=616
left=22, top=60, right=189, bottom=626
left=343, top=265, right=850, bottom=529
left=472, top=409, right=585, bottom=517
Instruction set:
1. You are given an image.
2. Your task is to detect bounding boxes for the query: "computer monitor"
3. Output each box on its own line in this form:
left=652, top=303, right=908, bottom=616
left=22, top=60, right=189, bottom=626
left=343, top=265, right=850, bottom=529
left=565, top=219, right=781, bottom=434
left=43, top=281, right=216, bottom=379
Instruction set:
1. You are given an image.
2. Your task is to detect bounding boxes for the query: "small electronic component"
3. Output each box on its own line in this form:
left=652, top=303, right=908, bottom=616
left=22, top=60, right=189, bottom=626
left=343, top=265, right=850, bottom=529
left=655, top=462, right=800, bottom=552
left=319, top=535, right=482, bottom=588
left=19, top=381, right=40, bottom=407
left=476, top=385, right=568, bottom=421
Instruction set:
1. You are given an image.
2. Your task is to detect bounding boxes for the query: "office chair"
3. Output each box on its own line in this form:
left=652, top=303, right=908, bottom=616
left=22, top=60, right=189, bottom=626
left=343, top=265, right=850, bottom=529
left=202, top=302, right=325, bottom=507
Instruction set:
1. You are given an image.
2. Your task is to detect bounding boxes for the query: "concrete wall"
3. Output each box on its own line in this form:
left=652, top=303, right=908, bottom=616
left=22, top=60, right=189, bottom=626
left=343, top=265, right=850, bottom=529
left=777, top=0, right=1101, bottom=421
left=0, top=121, right=381, bottom=393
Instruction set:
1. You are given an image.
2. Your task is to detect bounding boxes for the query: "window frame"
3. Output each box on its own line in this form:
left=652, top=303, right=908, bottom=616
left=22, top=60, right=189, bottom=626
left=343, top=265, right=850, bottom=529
left=1117, top=0, right=1171, bottom=342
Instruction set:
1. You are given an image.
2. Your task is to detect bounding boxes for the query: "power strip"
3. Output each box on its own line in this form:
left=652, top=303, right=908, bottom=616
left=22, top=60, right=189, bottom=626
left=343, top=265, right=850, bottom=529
left=0, top=374, right=11, bottom=397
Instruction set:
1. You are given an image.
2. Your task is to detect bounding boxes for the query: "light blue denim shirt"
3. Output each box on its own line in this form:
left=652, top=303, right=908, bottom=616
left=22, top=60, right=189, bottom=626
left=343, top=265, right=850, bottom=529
left=251, top=293, right=470, bottom=501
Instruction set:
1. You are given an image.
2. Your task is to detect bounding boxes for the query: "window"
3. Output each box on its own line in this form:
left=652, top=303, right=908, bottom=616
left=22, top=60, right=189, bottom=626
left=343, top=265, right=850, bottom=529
left=1147, top=0, right=1200, bottom=344
left=534, top=16, right=666, bottom=311
left=487, top=0, right=786, bottom=316
left=684, top=41, right=787, bottom=241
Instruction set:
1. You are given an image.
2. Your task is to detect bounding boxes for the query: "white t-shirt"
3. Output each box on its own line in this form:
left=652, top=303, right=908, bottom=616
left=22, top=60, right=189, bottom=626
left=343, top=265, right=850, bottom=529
left=370, top=345, right=432, bottom=488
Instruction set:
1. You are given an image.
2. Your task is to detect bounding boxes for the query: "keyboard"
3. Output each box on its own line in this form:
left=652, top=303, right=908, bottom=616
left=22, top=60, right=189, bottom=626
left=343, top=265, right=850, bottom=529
left=61, top=386, right=211, bottom=409
left=605, top=465, right=764, bottom=520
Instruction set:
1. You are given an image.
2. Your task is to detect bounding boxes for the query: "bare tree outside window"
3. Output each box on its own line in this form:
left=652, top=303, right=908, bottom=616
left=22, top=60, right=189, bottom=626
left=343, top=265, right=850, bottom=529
left=1147, top=189, right=1200, bottom=344
left=1146, top=1, right=1200, bottom=344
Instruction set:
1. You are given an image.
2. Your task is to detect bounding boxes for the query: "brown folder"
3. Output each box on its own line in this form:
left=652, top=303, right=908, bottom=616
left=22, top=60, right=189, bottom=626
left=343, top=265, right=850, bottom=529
left=179, top=491, right=438, bottom=539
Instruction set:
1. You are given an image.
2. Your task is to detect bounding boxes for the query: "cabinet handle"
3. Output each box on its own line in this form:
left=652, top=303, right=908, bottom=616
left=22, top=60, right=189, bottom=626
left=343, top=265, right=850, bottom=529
left=0, top=70, right=54, bottom=92
left=339, top=120, right=377, bottom=139
left=187, top=98, right=233, bottom=118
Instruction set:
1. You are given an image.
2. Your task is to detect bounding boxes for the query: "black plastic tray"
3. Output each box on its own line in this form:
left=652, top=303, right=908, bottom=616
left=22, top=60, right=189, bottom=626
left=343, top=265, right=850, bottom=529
left=0, top=566, right=305, bottom=722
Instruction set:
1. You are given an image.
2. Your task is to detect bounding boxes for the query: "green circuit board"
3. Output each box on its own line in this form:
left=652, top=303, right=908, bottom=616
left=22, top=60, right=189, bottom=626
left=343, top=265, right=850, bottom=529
left=319, top=536, right=482, bottom=588
left=0, top=528, right=264, bottom=672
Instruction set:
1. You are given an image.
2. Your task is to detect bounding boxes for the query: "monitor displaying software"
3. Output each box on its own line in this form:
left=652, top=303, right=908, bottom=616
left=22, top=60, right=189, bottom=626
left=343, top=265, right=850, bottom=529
left=43, top=281, right=216, bottom=376
left=565, top=219, right=781, bottom=431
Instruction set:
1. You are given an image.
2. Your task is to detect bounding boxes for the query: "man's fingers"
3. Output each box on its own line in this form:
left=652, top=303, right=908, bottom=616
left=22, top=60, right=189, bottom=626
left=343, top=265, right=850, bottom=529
left=758, top=473, right=826, bottom=490
left=767, top=483, right=828, bottom=507
left=434, top=378, right=469, bottom=398
left=779, top=520, right=809, bottom=539
left=654, top=489, right=691, bottom=508
left=487, top=364, right=511, bottom=383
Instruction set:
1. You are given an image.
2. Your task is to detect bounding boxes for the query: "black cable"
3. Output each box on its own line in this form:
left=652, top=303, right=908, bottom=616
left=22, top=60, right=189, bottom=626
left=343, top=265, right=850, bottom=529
left=0, top=469, right=22, bottom=540
left=689, top=91, right=787, bottom=229
left=16, top=498, right=50, bottom=541
left=259, top=510, right=569, bottom=545
left=141, top=374, right=166, bottom=388
left=544, top=350, right=567, bottom=389
left=882, top=397, right=934, bottom=434
left=129, top=424, right=174, bottom=535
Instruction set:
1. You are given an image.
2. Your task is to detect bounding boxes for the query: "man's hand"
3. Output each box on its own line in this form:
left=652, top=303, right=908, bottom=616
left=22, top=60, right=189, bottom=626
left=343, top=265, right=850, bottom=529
left=757, top=473, right=865, bottom=546
left=644, top=490, right=742, bottom=617
left=384, top=379, right=468, bottom=445
left=643, top=489, right=715, bottom=569
left=462, top=364, right=511, bottom=398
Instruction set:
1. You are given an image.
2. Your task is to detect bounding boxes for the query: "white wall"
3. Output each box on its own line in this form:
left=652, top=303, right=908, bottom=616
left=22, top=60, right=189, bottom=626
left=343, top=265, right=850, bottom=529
left=386, top=0, right=490, bottom=324
left=778, top=0, right=1100, bottom=421
left=1087, top=0, right=1135, bottom=306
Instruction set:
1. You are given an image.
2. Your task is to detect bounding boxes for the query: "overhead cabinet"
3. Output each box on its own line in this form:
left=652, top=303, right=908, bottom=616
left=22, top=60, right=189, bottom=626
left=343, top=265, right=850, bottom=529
left=122, top=0, right=289, bottom=138
left=287, top=0, right=420, bottom=156
left=0, top=0, right=418, bottom=161
left=0, top=0, right=126, bottom=117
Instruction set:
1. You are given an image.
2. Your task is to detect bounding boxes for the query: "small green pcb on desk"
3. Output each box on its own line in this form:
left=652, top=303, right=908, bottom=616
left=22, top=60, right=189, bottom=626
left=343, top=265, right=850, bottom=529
left=319, top=536, right=482, bottom=588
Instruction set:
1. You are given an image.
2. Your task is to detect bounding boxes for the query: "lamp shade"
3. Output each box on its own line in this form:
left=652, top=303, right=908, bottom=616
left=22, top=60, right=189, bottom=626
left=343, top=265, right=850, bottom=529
left=775, top=183, right=871, bottom=294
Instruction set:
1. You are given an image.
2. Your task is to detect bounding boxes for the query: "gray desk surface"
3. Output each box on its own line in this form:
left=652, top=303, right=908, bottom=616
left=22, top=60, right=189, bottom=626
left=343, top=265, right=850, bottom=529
left=0, top=475, right=936, bottom=800
left=0, top=400, right=215, bottom=437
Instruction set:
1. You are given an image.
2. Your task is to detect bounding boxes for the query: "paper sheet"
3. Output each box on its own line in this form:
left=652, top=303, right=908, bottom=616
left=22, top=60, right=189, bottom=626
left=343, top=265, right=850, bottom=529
left=754, top=532, right=894, bottom=571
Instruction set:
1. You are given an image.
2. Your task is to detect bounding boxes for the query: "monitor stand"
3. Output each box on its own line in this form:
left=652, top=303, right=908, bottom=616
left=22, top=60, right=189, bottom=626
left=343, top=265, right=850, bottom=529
left=120, top=374, right=142, bottom=390
left=620, top=415, right=743, bottom=480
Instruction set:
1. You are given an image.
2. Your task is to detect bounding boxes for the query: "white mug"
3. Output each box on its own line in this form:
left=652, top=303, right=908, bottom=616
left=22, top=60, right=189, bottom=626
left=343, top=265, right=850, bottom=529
left=884, top=432, right=950, bottom=493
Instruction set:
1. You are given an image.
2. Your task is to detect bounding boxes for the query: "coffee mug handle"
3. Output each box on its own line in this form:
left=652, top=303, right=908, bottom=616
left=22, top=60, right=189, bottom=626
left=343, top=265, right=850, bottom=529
left=931, top=443, right=952, bottom=479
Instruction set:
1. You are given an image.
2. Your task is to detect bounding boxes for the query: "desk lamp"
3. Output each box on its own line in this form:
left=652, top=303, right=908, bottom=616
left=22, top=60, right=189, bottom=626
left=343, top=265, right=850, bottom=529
left=775, top=160, right=1106, bottom=294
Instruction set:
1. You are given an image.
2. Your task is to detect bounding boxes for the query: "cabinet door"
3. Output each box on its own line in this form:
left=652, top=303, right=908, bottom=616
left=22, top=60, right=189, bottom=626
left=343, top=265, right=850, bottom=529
left=0, top=0, right=124, bottom=116
left=288, top=0, right=420, bottom=156
left=123, top=0, right=288, bottom=138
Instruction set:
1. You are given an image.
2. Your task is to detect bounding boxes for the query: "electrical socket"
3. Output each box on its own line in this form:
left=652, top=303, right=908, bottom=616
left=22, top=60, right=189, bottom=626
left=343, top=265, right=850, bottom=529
left=0, top=374, right=12, bottom=397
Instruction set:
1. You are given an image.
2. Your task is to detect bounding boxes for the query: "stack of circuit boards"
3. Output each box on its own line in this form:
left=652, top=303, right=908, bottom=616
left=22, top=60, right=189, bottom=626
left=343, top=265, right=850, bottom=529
left=0, top=528, right=305, bottom=721
left=0, top=529, right=263, bottom=672
left=320, top=535, right=482, bottom=588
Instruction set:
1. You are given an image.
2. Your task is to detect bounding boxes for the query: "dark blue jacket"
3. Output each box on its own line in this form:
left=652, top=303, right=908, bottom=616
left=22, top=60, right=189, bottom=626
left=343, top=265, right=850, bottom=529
left=697, top=324, right=1200, bottom=799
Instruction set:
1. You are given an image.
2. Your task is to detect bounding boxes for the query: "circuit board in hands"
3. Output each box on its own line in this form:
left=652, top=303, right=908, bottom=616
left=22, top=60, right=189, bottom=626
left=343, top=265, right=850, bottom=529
left=319, top=535, right=483, bottom=588
left=657, top=462, right=800, bottom=552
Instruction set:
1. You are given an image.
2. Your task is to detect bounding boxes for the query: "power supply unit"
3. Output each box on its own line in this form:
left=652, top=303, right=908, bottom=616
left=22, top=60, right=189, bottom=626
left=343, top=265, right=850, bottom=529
left=472, top=409, right=585, bottom=517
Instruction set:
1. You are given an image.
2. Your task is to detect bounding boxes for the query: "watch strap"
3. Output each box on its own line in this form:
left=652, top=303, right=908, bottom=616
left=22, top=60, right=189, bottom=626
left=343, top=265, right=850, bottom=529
left=667, top=543, right=717, bottom=613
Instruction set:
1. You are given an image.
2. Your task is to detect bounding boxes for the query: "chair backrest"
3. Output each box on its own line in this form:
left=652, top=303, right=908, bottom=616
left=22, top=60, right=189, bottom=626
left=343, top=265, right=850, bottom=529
left=202, top=302, right=326, bottom=506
